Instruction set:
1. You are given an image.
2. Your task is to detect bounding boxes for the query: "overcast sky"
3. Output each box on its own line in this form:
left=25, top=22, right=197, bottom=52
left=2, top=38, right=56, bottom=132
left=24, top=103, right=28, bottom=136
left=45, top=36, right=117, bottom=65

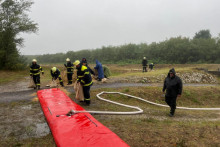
left=20, top=0, right=220, bottom=55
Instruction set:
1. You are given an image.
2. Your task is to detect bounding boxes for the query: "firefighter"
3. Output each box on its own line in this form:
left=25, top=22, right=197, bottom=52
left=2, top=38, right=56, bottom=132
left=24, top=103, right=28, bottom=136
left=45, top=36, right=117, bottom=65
left=74, top=60, right=93, bottom=105
left=30, top=59, right=44, bottom=89
left=81, top=58, right=95, bottom=75
left=64, top=58, right=74, bottom=85
left=51, top=67, right=64, bottom=87
left=149, top=63, right=154, bottom=70
left=142, top=57, right=148, bottom=72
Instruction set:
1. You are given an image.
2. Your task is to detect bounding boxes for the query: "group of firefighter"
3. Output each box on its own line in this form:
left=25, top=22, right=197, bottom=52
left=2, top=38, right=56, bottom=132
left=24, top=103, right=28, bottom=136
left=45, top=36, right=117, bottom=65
left=30, top=57, right=182, bottom=116
left=142, top=57, right=154, bottom=72
left=30, top=58, right=105, bottom=105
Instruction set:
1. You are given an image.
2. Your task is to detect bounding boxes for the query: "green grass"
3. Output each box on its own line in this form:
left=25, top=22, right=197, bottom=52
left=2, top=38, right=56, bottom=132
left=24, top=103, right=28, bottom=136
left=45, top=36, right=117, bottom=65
left=0, top=64, right=220, bottom=146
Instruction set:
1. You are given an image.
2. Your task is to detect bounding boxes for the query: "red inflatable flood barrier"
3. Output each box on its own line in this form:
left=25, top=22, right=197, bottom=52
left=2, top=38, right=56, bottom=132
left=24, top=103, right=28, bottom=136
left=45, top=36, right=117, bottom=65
left=37, top=88, right=129, bottom=147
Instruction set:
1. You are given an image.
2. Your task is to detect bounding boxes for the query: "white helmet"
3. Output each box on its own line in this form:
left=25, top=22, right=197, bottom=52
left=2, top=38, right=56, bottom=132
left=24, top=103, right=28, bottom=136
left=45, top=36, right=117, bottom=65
left=32, top=59, right=37, bottom=62
left=52, top=67, right=57, bottom=72
left=66, top=58, right=70, bottom=62
left=143, top=57, right=146, bottom=59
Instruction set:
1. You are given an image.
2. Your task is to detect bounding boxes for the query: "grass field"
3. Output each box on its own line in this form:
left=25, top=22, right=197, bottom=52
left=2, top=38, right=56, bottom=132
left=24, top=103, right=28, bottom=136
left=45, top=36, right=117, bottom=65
left=0, top=64, right=219, bottom=146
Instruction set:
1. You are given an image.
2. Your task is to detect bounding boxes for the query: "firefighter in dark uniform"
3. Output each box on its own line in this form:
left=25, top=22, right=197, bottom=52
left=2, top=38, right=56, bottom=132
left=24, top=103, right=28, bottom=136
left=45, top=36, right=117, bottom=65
left=74, top=60, right=93, bottom=105
left=163, top=68, right=182, bottom=117
left=142, top=57, right=148, bottom=72
left=51, top=67, right=64, bottom=87
left=30, top=59, right=44, bottom=89
left=149, top=63, right=154, bottom=70
left=64, top=58, right=74, bottom=85
left=81, top=58, right=95, bottom=75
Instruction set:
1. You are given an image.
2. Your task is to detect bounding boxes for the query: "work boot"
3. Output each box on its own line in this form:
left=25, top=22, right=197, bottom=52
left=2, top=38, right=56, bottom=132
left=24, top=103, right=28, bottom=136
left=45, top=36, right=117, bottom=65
left=169, top=113, right=174, bottom=117
left=60, top=82, right=64, bottom=87
left=85, top=100, right=90, bottom=105
left=37, top=85, right=40, bottom=90
left=67, top=83, right=71, bottom=85
left=170, top=108, right=175, bottom=117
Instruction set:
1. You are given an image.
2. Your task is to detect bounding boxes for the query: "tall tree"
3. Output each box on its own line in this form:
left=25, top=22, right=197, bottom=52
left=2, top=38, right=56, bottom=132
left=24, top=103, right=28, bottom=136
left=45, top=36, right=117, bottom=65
left=0, top=0, right=38, bottom=69
left=193, top=29, right=211, bottom=39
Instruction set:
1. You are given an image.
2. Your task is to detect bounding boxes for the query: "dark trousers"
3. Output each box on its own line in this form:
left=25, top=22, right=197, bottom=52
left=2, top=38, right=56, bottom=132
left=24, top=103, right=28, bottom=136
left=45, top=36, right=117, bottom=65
left=83, top=86, right=91, bottom=104
left=165, top=96, right=177, bottom=115
left=143, top=66, right=147, bottom=72
left=33, top=75, right=40, bottom=87
left=67, top=73, right=73, bottom=84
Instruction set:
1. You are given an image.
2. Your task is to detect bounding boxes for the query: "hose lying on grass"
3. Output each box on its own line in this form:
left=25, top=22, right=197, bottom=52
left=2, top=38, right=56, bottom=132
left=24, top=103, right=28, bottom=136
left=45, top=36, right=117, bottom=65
left=60, top=91, right=220, bottom=116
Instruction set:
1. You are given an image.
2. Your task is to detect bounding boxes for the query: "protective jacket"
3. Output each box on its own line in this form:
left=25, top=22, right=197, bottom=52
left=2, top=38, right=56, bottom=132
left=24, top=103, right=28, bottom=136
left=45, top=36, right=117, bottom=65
left=142, top=59, right=148, bottom=66
left=51, top=68, right=61, bottom=79
left=30, top=64, right=44, bottom=76
left=64, top=62, right=74, bottom=74
left=77, top=64, right=93, bottom=87
left=163, top=68, right=182, bottom=98
left=94, top=60, right=104, bottom=79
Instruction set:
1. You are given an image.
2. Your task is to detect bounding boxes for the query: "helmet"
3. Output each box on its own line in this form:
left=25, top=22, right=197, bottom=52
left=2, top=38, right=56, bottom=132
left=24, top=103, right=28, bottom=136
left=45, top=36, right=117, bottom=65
left=73, top=60, right=80, bottom=66
left=143, top=57, right=146, bottom=59
left=32, top=59, right=37, bottom=62
left=51, top=67, right=57, bottom=72
left=66, top=58, right=70, bottom=62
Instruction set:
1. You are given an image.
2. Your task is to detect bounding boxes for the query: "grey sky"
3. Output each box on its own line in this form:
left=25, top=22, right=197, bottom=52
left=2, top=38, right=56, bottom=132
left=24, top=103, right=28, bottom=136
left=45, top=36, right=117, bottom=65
left=20, top=0, right=220, bottom=55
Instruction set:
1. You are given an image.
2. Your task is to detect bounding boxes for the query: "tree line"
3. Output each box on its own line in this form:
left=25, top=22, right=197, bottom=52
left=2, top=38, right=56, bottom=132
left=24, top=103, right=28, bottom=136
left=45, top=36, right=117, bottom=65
left=0, top=0, right=37, bottom=70
left=27, top=30, right=220, bottom=64
left=1, top=0, right=219, bottom=70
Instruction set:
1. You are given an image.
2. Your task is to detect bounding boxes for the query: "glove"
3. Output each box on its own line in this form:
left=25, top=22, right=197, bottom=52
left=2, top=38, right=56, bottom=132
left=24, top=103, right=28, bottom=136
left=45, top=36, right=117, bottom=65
left=64, top=64, right=67, bottom=67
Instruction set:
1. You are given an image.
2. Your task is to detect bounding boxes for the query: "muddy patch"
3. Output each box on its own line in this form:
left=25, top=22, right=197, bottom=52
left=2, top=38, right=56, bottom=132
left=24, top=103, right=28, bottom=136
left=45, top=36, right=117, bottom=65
left=0, top=102, right=50, bottom=140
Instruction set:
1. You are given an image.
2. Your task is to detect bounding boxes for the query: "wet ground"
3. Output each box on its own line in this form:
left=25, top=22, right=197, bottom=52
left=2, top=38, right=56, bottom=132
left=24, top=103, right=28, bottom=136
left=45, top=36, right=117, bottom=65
left=0, top=77, right=219, bottom=142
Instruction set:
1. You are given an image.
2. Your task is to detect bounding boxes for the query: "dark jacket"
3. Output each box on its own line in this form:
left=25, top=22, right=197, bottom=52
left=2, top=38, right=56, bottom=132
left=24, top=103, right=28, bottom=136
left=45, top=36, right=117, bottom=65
left=51, top=69, right=61, bottom=79
left=142, top=59, right=148, bottom=66
left=64, top=62, right=74, bottom=74
left=94, top=60, right=104, bottom=79
left=163, top=68, right=182, bottom=98
left=76, top=63, right=93, bottom=87
left=30, top=64, right=44, bottom=76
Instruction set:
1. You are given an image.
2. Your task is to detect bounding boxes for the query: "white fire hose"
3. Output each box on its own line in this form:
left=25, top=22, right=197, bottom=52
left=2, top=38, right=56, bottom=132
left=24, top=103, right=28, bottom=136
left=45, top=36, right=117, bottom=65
left=59, top=91, right=220, bottom=116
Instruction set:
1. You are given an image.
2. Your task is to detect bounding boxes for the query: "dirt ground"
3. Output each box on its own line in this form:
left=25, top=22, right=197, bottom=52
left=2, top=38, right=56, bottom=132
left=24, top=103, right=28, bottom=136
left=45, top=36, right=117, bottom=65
left=0, top=64, right=220, bottom=146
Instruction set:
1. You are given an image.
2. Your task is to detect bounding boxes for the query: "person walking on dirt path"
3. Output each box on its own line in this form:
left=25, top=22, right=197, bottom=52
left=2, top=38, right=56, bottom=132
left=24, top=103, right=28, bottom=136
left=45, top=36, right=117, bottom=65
left=142, top=57, right=148, bottom=72
left=64, top=58, right=74, bottom=85
left=81, top=58, right=95, bottom=75
left=163, top=68, right=182, bottom=117
left=94, top=60, right=104, bottom=81
left=51, top=67, right=64, bottom=87
left=149, top=63, right=154, bottom=71
left=74, top=60, right=93, bottom=105
left=30, top=59, right=44, bottom=90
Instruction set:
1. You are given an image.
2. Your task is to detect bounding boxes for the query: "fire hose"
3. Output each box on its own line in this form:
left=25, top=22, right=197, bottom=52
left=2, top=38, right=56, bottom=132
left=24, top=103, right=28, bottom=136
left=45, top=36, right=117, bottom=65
left=57, top=91, right=220, bottom=117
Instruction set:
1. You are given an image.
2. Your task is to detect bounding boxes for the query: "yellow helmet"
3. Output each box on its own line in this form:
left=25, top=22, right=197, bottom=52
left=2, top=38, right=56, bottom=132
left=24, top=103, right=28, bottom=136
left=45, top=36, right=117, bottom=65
left=32, top=59, right=37, bottom=62
left=73, top=60, right=80, bottom=66
left=51, top=67, right=57, bottom=72
left=66, top=58, right=70, bottom=62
